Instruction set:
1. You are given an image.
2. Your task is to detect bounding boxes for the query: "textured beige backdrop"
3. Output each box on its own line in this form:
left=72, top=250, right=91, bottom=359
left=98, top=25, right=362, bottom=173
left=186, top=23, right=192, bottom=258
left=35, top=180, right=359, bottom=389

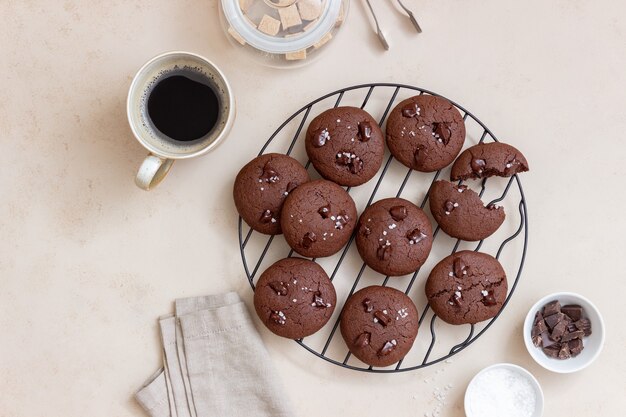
left=1, top=0, right=626, bottom=416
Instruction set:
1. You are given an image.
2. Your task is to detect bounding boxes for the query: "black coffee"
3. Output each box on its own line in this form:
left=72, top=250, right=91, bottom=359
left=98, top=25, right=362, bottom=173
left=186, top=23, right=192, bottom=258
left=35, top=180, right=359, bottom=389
left=147, top=74, right=219, bottom=142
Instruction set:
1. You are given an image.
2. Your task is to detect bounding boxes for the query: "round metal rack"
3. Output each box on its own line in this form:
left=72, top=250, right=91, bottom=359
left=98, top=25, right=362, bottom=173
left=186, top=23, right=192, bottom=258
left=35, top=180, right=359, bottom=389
left=238, top=83, right=528, bottom=373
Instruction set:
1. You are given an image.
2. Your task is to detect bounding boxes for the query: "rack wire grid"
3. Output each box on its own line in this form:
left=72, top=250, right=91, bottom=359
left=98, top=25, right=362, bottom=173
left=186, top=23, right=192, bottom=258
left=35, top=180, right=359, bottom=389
left=238, top=83, right=528, bottom=373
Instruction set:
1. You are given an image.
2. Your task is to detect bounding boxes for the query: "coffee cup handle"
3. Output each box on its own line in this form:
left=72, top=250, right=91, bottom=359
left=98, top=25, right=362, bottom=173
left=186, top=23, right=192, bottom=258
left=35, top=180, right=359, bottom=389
left=135, top=154, right=174, bottom=191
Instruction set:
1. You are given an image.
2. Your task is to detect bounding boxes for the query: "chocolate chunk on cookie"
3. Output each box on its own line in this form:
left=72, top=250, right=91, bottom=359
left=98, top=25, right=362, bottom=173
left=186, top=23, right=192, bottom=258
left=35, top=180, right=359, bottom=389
left=340, top=286, right=419, bottom=367
left=425, top=251, right=507, bottom=325
left=254, top=257, right=336, bottom=339
left=429, top=180, right=505, bottom=241
left=281, top=179, right=357, bottom=258
left=386, top=95, right=466, bottom=172
left=305, top=107, right=385, bottom=186
left=356, top=198, right=433, bottom=276
left=234, top=153, right=309, bottom=235
left=450, top=142, right=529, bottom=181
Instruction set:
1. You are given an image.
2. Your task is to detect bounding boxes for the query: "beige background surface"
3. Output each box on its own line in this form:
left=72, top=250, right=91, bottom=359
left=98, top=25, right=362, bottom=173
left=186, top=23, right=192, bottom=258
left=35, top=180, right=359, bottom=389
left=2, top=1, right=626, bottom=416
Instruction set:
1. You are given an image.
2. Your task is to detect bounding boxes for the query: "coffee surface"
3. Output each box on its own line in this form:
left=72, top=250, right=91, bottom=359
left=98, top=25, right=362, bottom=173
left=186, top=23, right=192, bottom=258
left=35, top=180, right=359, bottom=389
left=147, top=74, right=219, bottom=142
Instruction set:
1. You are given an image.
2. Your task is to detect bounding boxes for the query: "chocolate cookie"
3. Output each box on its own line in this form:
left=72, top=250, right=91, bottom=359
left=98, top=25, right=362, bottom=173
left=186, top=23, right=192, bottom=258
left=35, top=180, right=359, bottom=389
left=429, top=180, right=505, bottom=241
left=305, top=107, right=385, bottom=186
left=340, top=286, right=419, bottom=367
left=234, top=153, right=309, bottom=235
left=356, top=198, right=433, bottom=276
left=386, top=95, right=466, bottom=172
left=254, top=257, right=336, bottom=339
left=425, top=251, right=507, bottom=325
left=281, top=179, right=357, bottom=258
left=450, top=142, right=529, bottom=181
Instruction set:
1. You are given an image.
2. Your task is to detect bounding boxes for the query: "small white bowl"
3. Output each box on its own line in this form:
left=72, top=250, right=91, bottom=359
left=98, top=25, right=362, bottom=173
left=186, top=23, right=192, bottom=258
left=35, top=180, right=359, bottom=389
left=465, top=363, right=544, bottom=417
left=523, top=292, right=605, bottom=373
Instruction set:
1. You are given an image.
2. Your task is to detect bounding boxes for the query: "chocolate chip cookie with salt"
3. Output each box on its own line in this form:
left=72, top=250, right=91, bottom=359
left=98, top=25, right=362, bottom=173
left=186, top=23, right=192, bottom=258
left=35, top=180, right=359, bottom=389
left=305, top=107, right=385, bottom=186
left=254, top=257, right=336, bottom=339
left=425, top=251, right=507, bottom=325
left=429, top=180, right=505, bottom=241
left=340, top=286, right=419, bottom=367
left=450, top=142, right=529, bottom=181
left=281, top=179, right=357, bottom=258
left=234, top=153, right=309, bottom=235
left=386, top=95, right=466, bottom=172
left=356, top=198, right=433, bottom=276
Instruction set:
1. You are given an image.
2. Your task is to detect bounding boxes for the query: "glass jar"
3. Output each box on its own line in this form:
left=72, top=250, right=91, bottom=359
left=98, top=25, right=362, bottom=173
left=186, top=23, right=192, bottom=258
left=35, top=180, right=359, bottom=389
left=219, top=0, right=350, bottom=68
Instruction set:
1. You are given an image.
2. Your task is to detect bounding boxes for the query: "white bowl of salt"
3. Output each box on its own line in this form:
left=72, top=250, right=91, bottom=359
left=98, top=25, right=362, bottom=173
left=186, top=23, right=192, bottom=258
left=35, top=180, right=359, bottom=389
left=464, top=363, right=543, bottom=417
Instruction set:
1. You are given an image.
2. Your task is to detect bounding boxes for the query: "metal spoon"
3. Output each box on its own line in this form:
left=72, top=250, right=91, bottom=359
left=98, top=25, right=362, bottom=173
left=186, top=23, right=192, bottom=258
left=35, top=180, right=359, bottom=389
left=364, top=0, right=389, bottom=50
left=396, top=0, right=422, bottom=33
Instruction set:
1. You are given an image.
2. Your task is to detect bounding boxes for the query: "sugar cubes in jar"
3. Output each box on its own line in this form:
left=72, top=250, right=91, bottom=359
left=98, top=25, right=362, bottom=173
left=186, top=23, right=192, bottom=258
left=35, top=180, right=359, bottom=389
left=219, top=0, right=349, bottom=68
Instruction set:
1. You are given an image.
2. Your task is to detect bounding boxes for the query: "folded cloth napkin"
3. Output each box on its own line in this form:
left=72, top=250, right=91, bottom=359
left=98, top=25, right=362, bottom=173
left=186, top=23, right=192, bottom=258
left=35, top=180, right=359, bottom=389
left=135, top=293, right=294, bottom=417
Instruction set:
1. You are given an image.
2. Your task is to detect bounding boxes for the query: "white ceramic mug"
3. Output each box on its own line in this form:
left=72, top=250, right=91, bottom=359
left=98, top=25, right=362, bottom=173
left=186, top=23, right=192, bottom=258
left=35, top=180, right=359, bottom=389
left=127, top=51, right=235, bottom=190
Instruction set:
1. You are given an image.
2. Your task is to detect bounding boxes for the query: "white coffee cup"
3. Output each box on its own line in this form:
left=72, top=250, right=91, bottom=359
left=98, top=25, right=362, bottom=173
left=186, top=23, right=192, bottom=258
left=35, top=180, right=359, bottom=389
left=127, top=51, right=235, bottom=190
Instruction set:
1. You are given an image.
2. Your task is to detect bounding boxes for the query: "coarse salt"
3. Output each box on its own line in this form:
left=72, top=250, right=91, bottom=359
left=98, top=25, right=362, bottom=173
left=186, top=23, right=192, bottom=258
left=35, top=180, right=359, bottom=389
left=466, top=368, right=537, bottom=417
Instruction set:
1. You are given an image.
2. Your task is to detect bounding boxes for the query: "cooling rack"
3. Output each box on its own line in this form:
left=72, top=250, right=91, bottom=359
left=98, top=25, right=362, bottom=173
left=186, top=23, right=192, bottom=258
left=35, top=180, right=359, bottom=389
left=238, top=83, right=528, bottom=373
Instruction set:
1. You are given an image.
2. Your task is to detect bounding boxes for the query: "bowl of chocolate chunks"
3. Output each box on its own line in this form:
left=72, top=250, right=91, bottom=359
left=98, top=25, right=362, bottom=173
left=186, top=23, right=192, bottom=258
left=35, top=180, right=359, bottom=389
left=523, top=292, right=605, bottom=373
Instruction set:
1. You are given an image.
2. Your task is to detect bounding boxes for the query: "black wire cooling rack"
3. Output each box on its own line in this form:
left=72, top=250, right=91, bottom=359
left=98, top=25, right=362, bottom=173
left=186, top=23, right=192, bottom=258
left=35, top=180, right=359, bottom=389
left=238, top=83, right=528, bottom=373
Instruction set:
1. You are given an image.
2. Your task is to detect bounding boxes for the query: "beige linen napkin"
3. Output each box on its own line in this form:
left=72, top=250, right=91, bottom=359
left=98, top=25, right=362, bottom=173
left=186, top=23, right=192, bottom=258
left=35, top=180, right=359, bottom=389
left=135, top=293, right=294, bottom=417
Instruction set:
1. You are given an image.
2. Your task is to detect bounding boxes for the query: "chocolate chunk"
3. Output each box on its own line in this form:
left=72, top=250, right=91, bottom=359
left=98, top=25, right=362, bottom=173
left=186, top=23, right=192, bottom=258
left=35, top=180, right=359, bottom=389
left=354, top=332, right=371, bottom=347
left=313, top=291, right=328, bottom=308
left=561, top=304, right=583, bottom=322
left=401, top=103, right=420, bottom=118
left=532, top=334, right=543, bottom=347
left=544, top=312, right=565, bottom=330
left=379, top=340, right=397, bottom=356
left=377, top=243, right=391, bottom=261
left=550, top=320, right=568, bottom=341
left=574, top=318, right=592, bottom=336
left=269, top=281, right=288, bottom=296
left=535, top=318, right=548, bottom=334
left=432, top=122, right=452, bottom=145
left=314, top=129, right=330, bottom=147
left=542, top=345, right=560, bottom=358
left=374, top=310, right=392, bottom=327
left=444, top=200, right=456, bottom=214
left=540, top=331, right=556, bottom=348
left=567, top=322, right=578, bottom=333
left=362, top=298, right=374, bottom=313
left=301, top=232, right=317, bottom=249
left=358, top=121, right=372, bottom=142
left=453, top=257, right=467, bottom=278
left=389, top=205, right=408, bottom=221
left=349, top=157, right=364, bottom=174
left=318, top=205, right=331, bottom=219
left=481, top=289, right=497, bottom=306
left=270, top=311, right=286, bottom=325
left=561, top=330, right=585, bottom=343
left=558, top=344, right=571, bottom=360
left=450, top=291, right=463, bottom=307
left=542, top=300, right=561, bottom=317
left=533, top=311, right=543, bottom=325
left=413, top=145, right=426, bottom=164
left=259, top=209, right=274, bottom=223
left=334, top=211, right=350, bottom=230
left=285, top=181, right=298, bottom=194
left=406, top=228, right=427, bottom=244
left=470, top=158, right=486, bottom=175
left=260, top=163, right=279, bottom=183
left=336, top=152, right=363, bottom=174
left=336, top=152, right=351, bottom=165
left=568, top=339, right=584, bottom=356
